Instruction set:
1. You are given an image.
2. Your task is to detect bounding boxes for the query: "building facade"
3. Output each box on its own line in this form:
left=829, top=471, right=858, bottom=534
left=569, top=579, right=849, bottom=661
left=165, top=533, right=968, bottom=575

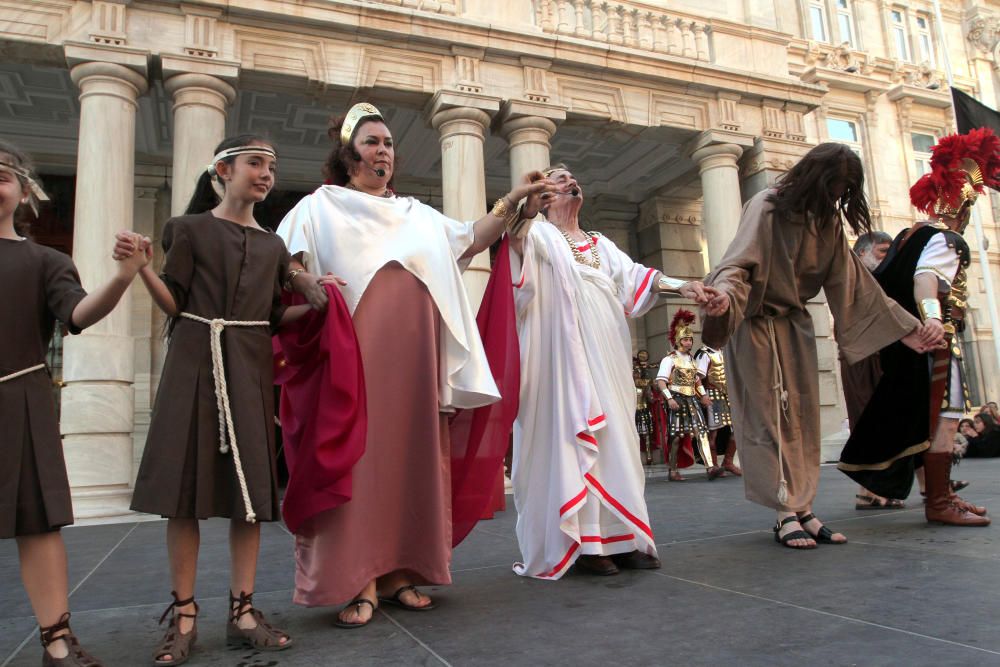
left=2, top=0, right=999, bottom=521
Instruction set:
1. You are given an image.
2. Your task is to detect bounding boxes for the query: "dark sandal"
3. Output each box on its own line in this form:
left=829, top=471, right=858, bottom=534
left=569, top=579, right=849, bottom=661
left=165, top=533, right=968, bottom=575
left=153, top=592, right=198, bottom=667
left=798, top=513, right=847, bottom=545
left=227, top=591, right=292, bottom=651
left=334, top=598, right=377, bottom=629
left=40, top=612, right=104, bottom=667
left=378, top=585, right=436, bottom=611
left=855, top=494, right=905, bottom=510
left=772, top=516, right=816, bottom=549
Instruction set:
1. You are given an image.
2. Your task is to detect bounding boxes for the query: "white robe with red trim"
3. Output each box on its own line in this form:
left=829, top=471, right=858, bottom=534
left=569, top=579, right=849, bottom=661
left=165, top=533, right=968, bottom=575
left=509, top=221, right=660, bottom=579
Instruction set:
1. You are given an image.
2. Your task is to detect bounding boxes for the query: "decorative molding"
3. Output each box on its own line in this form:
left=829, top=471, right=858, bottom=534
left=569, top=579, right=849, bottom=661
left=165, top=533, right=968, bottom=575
left=966, top=11, right=999, bottom=58
left=89, top=0, right=128, bottom=47
left=181, top=3, right=221, bottom=59
left=234, top=28, right=326, bottom=85
left=361, top=48, right=442, bottom=94
left=451, top=46, right=483, bottom=95
left=557, top=79, right=628, bottom=122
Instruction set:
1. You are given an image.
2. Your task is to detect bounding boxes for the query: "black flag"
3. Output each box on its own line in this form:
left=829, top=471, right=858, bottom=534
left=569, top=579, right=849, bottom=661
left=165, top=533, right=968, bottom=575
left=952, top=87, right=1000, bottom=135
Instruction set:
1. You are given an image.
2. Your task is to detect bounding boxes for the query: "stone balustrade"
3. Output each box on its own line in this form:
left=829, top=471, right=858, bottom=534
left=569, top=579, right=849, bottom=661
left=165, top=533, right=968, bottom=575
left=532, top=0, right=712, bottom=61
left=367, top=0, right=458, bottom=14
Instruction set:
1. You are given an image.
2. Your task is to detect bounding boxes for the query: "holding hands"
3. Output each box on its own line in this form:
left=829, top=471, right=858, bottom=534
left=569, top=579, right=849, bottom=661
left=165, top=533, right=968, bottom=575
left=901, top=320, right=946, bottom=354
left=112, top=231, right=151, bottom=273
left=676, top=281, right=731, bottom=317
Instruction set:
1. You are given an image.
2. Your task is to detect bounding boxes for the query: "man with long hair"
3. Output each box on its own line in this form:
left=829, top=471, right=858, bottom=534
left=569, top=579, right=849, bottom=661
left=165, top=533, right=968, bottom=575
left=701, top=143, right=938, bottom=549
left=839, top=129, right=1000, bottom=526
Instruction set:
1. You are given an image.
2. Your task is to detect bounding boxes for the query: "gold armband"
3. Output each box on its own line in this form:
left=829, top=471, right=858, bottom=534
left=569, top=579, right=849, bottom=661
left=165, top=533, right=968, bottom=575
left=918, top=298, right=943, bottom=322
left=660, top=388, right=673, bottom=401
left=657, top=275, right=687, bottom=294
left=284, top=268, right=305, bottom=291
left=696, top=385, right=707, bottom=397
left=491, top=196, right=517, bottom=224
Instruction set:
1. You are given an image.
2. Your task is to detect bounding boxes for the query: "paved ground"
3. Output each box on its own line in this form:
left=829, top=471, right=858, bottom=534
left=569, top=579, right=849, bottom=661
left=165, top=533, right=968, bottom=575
left=2, top=461, right=999, bottom=667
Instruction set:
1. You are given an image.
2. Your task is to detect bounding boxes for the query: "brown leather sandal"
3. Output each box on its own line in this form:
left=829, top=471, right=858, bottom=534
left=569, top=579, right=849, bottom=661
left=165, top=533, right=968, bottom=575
left=40, top=613, right=104, bottom=667
left=153, top=591, right=198, bottom=666
left=226, top=590, right=293, bottom=651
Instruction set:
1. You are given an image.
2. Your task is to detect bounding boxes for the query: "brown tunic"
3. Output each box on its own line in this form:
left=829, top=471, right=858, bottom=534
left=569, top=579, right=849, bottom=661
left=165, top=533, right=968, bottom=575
left=0, top=238, right=87, bottom=537
left=292, top=263, right=453, bottom=607
left=131, top=213, right=289, bottom=520
left=703, top=190, right=918, bottom=511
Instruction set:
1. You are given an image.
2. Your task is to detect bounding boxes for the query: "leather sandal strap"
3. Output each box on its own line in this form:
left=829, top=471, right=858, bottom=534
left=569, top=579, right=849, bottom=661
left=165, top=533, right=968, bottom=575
left=776, top=515, right=800, bottom=529
left=39, top=612, right=72, bottom=647
left=797, top=512, right=817, bottom=524
left=229, top=590, right=255, bottom=622
left=391, top=585, right=418, bottom=601
left=159, top=591, right=198, bottom=625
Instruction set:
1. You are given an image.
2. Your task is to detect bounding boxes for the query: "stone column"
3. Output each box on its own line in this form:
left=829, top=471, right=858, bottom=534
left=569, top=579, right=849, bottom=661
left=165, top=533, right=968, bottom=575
left=499, top=113, right=559, bottom=181
left=690, top=142, right=744, bottom=270
left=429, top=92, right=500, bottom=309
left=61, top=53, right=148, bottom=520
left=164, top=73, right=236, bottom=215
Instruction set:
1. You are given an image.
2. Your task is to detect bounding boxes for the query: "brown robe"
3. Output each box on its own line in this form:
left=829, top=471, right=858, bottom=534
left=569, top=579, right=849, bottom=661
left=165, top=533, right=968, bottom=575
left=702, top=190, right=918, bottom=511
left=292, top=264, right=453, bottom=606
left=131, top=213, right=289, bottom=521
left=0, top=238, right=87, bottom=537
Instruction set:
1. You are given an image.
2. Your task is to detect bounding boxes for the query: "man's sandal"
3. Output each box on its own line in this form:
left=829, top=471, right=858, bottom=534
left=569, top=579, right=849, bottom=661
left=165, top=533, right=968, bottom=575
left=798, top=513, right=847, bottom=545
left=39, top=612, right=104, bottom=667
left=772, top=516, right=816, bottom=549
left=334, top=598, right=377, bottom=629
left=226, top=591, right=292, bottom=650
left=153, top=592, right=198, bottom=667
left=378, top=585, right=436, bottom=611
left=855, top=494, right=905, bottom=510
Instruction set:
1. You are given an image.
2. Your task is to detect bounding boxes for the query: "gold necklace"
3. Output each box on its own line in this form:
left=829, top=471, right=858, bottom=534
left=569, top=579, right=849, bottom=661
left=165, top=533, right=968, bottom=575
left=346, top=181, right=391, bottom=198
left=559, top=228, right=600, bottom=268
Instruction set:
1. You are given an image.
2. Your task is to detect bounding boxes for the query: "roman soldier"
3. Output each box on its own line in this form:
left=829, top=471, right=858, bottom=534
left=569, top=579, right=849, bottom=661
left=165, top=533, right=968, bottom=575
left=633, top=358, right=655, bottom=465
left=694, top=345, right=741, bottom=477
left=839, top=128, right=998, bottom=526
left=656, top=310, right=714, bottom=481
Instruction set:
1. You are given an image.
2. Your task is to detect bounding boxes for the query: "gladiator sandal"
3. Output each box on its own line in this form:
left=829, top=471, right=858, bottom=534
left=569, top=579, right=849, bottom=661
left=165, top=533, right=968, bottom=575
left=226, top=590, right=293, bottom=651
left=39, top=612, right=104, bottom=667
left=153, top=591, right=198, bottom=666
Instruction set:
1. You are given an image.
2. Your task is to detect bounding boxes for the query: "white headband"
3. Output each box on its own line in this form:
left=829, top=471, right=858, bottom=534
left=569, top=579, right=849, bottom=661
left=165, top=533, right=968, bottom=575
left=205, top=145, right=277, bottom=175
left=0, top=161, right=49, bottom=217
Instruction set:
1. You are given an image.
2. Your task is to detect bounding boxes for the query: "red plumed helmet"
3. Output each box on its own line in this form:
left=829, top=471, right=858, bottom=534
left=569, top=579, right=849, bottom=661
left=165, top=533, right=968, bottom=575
left=910, top=127, right=1000, bottom=217
left=669, top=309, right=696, bottom=349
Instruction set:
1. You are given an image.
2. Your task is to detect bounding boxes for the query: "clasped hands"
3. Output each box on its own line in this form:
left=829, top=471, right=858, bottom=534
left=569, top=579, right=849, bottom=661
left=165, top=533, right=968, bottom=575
left=674, top=280, right=731, bottom=318
left=901, top=318, right=947, bottom=354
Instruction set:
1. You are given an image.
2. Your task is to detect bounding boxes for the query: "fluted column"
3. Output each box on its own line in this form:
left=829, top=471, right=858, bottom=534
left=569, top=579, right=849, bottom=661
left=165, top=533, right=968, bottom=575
left=691, top=143, right=744, bottom=269
left=430, top=100, right=496, bottom=309
left=164, top=73, right=236, bottom=215
left=62, top=59, right=148, bottom=520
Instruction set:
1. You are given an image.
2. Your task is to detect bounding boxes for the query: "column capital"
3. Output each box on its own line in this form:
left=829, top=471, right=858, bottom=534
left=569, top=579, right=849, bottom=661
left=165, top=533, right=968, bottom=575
left=691, top=143, right=744, bottom=173
left=164, top=72, right=237, bottom=109
left=688, top=128, right=755, bottom=157
left=430, top=106, right=493, bottom=139
left=69, top=60, right=149, bottom=106
left=65, top=40, right=149, bottom=77
left=426, top=90, right=500, bottom=126
left=497, top=99, right=566, bottom=128
left=161, top=52, right=240, bottom=83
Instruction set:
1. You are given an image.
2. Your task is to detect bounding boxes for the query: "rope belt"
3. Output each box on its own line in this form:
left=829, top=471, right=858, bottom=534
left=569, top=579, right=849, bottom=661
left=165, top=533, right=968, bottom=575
left=180, top=312, right=269, bottom=523
left=765, top=317, right=790, bottom=506
left=0, top=363, right=46, bottom=384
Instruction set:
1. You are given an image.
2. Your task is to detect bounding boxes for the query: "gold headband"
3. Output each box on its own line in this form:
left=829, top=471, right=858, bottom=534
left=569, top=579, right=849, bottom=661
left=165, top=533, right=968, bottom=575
left=340, top=103, right=384, bottom=146
left=206, top=145, right=277, bottom=175
left=0, top=161, right=49, bottom=217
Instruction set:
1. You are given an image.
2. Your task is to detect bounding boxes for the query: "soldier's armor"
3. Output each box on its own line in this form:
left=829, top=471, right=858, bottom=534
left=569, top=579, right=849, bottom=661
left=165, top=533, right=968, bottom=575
left=667, top=353, right=698, bottom=397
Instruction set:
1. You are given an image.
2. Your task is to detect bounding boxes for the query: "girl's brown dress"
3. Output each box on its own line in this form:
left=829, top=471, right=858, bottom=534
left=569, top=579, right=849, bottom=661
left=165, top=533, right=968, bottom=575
left=131, top=213, right=289, bottom=521
left=0, top=238, right=87, bottom=538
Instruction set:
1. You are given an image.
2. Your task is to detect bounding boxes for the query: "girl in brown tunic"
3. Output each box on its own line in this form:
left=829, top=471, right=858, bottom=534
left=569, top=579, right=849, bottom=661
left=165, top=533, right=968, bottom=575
left=1, top=140, right=147, bottom=666
left=122, top=136, right=310, bottom=665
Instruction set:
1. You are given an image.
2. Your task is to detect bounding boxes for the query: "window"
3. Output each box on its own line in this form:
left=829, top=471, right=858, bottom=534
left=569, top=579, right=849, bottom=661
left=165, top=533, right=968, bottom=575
left=827, top=118, right=859, bottom=143
left=809, top=0, right=828, bottom=42
left=916, top=14, right=935, bottom=65
left=836, top=0, right=857, bottom=48
left=890, top=9, right=910, bottom=61
left=827, top=117, right=871, bottom=194
left=911, top=132, right=935, bottom=177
